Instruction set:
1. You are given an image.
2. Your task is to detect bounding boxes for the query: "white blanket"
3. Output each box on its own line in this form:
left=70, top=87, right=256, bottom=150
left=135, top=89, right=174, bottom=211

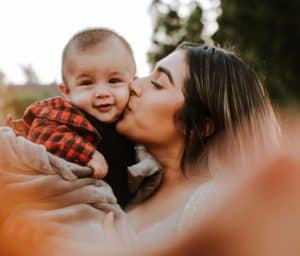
left=0, top=127, right=127, bottom=255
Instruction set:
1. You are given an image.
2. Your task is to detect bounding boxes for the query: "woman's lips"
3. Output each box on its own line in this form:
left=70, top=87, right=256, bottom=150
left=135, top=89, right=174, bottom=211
left=127, top=102, right=134, bottom=111
left=123, top=106, right=132, bottom=116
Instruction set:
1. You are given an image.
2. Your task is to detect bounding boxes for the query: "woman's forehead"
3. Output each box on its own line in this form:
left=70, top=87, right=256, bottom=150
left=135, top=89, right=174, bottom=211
left=157, top=50, right=186, bottom=69
left=155, top=50, right=187, bottom=87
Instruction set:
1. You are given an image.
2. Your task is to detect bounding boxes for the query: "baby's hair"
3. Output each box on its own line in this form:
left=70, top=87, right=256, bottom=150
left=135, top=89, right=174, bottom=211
left=61, top=27, right=135, bottom=84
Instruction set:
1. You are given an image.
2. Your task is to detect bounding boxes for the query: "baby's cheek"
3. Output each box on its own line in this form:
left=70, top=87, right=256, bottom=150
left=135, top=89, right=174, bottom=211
left=70, top=91, right=92, bottom=107
left=114, top=86, right=130, bottom=108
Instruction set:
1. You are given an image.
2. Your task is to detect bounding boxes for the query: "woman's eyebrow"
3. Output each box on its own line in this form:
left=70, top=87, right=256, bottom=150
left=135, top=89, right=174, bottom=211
left=157, top=66, right=174, bottom=85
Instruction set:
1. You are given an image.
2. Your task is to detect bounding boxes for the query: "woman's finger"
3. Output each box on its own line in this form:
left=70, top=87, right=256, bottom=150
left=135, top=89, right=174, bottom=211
left=5, top=175, right=100, bottom=200
left=92, top=202, right=125, bottom=219
left=48, top=184, right=117, bottom=209
left=103, top=212, right=119, bottom=243
left=48, top=153, right=93, bottom=180
left=48, top=153, right=77, bottom=180
left=0, top=171, right=37, bottom=185
left=34, top=204, right=106, bottom=224
left=71, top=166, right=94, bottom=178
left=102, top=211, right=135, bottom=246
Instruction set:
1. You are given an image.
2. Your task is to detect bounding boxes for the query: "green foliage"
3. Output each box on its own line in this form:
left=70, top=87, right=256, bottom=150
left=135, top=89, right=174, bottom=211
left=4, top=92, right=40, bottom=117
left=0, top=84, right=58, bottom=124
left=147, top=0, right=204, bottom=67
left=213, top=0, right=300, bottom=105
left=147, top=0, right=299, bottom=105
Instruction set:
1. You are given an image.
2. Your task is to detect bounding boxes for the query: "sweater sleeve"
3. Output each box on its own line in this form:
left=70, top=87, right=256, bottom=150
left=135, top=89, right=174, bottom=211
left=27, top=117, right=96, bottom=165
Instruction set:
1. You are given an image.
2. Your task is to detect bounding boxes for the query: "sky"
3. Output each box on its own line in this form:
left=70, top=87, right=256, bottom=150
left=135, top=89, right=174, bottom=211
left=0, top=0, right=219, bottom=84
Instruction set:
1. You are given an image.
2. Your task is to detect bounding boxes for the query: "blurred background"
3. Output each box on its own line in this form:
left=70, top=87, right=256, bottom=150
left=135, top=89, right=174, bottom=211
left=0, top=0, right=299, bottom=124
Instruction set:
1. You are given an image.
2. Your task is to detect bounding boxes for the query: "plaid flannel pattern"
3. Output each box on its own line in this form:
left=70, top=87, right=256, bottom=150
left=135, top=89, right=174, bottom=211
left=23, top=97, right=101, bottom=165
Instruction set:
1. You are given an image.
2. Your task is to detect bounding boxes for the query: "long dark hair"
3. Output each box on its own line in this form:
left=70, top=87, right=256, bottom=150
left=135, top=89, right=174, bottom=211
left=176, top=42, right=279, bottom=170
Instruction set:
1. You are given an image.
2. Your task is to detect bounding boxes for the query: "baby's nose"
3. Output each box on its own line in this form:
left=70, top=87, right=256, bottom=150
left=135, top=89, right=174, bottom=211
left=95, top=85, right=111, bottom=98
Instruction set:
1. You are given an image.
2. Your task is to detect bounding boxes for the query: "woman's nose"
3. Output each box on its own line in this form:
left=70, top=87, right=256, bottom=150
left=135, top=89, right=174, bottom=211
left=130, top=78, right=142, bottom=97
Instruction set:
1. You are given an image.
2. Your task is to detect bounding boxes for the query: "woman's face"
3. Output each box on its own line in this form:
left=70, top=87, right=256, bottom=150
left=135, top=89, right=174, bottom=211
left=116, top=50, right=187, bottom=147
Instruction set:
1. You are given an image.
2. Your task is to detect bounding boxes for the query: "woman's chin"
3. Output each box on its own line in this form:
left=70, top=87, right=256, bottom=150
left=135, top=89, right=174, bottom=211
left=116, top=117, right=142, bottom=143
left=116, top=116, right=130, bottom=135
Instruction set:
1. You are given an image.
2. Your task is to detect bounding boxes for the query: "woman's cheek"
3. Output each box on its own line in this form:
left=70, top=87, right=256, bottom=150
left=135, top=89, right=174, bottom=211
left=144, top=94, right=176, bottom=129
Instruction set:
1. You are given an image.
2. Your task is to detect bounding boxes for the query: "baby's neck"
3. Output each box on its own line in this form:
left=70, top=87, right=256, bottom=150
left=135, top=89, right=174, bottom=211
left=81, top=110, right=116, bottom=129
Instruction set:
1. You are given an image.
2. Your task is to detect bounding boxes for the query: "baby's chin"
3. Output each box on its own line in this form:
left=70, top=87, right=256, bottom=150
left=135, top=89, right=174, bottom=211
left=96, top=116, right=118, bottom=124
left=94, top=112, right=122, bottom=124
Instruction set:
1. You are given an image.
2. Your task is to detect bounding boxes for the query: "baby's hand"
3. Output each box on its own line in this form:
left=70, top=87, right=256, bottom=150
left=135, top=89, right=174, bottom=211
left=6, top=114, right=29, bottom=137
left=87, top=150, right=108, bottom=179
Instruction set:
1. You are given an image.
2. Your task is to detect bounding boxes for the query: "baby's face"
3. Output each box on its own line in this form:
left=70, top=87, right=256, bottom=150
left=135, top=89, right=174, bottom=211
left=61, top=39, right=136, bottom=123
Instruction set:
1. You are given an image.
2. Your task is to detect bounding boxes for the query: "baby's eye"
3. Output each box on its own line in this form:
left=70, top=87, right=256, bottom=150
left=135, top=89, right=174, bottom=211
left=109, top=78, right=123, bottom=84
left=79, top=80, right=93, bottom=86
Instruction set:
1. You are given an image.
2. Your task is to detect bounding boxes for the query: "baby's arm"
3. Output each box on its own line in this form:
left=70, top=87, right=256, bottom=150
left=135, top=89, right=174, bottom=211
left=6, top=114, right=29, bottom=137
left=28, top=118, right=107, bottom=178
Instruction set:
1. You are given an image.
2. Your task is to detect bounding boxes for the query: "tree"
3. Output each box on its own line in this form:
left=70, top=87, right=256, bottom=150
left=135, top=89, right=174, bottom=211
left=147, top=0, right=205, bottom=67
left=21, top=64, right=40, bottom=85
left=213, top=0, right=300, bottom=105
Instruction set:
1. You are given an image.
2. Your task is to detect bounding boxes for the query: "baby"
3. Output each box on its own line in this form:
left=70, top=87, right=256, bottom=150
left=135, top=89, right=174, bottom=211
left=17, top=28, right=141, bottom=207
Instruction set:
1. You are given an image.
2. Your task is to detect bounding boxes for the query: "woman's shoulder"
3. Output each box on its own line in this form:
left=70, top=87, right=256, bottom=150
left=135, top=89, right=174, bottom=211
left=178, top=180, right=218, bottom=233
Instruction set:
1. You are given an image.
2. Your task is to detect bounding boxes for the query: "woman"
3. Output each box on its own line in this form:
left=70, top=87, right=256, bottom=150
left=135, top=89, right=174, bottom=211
left=116, top=42, right=279, bottom=233
left=0, top=42, right=279, bottom=254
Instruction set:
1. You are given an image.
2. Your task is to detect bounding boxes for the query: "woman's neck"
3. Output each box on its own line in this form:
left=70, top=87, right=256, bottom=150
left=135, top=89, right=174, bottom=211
left=127, top=142, right=211, bottom=232
left=147, top=141, right=211, bottom=189
left=147, top=142, right=185, bottom=184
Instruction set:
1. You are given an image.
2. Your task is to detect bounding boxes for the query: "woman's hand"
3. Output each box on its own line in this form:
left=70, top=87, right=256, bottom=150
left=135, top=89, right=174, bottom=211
left=4, top=116, right=107, bottom=181
left=142, top=118, right=300, bottom=256
left=48, top=153, right=93, bottom=181
left=0, top=126, right=130, bottom=255
left=0, top=126, right=93, bottom=181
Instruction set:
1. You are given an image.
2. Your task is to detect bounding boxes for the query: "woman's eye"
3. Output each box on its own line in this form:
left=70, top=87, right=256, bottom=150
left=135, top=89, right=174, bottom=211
left=79, top=80, right=93, bottom=86
left=151, top=80, right=163, bottom=89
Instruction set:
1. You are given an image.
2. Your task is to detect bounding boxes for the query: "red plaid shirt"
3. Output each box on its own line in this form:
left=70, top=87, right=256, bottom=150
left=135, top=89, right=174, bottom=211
left=23, top=97, right=101, bottom=165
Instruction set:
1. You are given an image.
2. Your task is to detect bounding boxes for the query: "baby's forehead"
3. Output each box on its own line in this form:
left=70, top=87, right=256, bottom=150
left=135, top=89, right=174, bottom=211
left=63, top=60, right=135, bottom=84
left=66, top=37, right=131, bottom=58
left=68, top=38, right=134, bottom=61
left=65, top=45, right=135, bottom=77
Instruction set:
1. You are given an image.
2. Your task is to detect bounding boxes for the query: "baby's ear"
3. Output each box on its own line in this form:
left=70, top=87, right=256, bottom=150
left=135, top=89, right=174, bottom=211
left=58, top=83, right=69, bottom=97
